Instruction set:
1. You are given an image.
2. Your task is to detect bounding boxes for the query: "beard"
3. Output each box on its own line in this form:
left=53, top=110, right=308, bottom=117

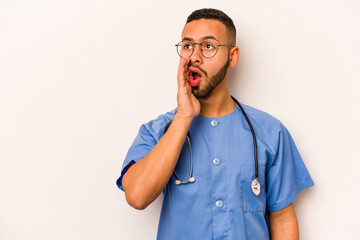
left=191, top=58, right=230, bottom=98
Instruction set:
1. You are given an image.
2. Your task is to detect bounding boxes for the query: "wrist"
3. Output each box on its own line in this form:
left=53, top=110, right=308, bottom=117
left=173, top=112, right=194, bottom=126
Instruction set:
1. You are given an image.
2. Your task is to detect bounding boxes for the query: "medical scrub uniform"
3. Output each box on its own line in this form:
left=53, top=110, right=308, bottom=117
left=116, top=103, right=314, bottom=239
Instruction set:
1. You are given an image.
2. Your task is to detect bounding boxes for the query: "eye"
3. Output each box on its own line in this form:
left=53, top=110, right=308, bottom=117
left=183, top=43, right=193, bottom=50
left=204, top=44, right=214, bottom=50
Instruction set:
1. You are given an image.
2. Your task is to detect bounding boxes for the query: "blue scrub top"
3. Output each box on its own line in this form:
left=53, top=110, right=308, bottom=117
left=116, top=103, right=314, bottom=240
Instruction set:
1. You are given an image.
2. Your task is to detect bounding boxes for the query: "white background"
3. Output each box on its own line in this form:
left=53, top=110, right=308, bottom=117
left=1, top=0, right=359, bottom=239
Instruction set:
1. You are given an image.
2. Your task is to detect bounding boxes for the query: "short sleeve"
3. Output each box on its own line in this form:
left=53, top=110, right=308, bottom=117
left=116, top=124, right=157, bottom=192
left=266, top=123, right=314, bottom=212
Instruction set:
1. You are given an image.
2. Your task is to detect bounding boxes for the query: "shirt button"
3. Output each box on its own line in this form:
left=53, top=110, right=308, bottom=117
left=212, top=158, right=221, bottom=165
left=211, top=119, right=218, bottom=127
left=216, top=200, right=224, bottom=208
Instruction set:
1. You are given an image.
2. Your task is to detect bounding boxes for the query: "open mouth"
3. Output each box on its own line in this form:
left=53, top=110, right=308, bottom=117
left=188, top=67, right=202, bottom=87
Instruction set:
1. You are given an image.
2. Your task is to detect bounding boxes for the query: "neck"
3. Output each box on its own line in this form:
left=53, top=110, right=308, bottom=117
left=197, top=79, right=236, bottom=118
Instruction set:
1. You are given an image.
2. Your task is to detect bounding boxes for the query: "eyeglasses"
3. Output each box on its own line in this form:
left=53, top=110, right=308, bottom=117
left=175, top=40, right=235, bottom=58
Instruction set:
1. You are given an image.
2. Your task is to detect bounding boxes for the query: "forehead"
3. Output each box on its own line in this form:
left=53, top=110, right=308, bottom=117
left=181, top=19, right=228, bottom=42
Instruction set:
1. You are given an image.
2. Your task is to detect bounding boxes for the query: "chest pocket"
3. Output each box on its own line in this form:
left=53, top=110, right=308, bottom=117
left=240, top=164, right=266, bottom=213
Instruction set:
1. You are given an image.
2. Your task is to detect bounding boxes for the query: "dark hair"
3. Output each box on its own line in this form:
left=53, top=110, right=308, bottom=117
left=186, top=8, right=236, bottom=45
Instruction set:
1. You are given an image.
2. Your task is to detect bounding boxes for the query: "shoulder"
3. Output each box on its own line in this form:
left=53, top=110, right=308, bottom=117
left=141, top=107, right=177, bottom=142
left=240, top=103, right=283, bottom=130
left=239, top=103, right=289, bottom=150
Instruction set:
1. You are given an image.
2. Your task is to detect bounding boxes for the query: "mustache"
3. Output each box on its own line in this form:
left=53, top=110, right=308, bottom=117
left=188, top=64, right=208, bottom=77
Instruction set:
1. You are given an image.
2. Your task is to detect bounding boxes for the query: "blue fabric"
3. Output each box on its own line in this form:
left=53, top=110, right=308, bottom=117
left=116, top=103, right=314, bottom=239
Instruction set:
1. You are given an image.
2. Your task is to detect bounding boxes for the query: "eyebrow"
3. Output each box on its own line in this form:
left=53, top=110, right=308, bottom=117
left=182, top=36, right=219, bottom=42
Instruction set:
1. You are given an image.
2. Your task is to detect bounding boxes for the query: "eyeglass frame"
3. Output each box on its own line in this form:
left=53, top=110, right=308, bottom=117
left=175, top=40, right=235, bottom=58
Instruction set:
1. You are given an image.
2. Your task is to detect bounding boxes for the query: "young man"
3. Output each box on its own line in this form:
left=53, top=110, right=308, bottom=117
left=116, top=8, right=314, bottom=239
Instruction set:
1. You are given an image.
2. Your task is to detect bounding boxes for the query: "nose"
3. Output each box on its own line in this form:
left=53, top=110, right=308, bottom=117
left=190, top=43, right=203, bottom=64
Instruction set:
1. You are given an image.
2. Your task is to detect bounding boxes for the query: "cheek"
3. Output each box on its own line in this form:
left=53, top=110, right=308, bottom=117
left=207, top=62, right=223, bottom=77
left=203, top=61, right=219, bottom=76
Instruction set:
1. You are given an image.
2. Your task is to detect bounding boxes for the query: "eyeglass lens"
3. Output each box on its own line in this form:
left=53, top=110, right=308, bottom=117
left=176, top=41, right=218, bottom=58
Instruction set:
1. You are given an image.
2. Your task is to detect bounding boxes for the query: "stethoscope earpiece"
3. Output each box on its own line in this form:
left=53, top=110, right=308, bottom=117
left=175, top=177, right=196, bottom=185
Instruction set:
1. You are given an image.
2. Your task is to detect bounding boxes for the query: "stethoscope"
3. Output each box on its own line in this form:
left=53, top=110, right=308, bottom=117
left=164, top=96, right=261, bottom=196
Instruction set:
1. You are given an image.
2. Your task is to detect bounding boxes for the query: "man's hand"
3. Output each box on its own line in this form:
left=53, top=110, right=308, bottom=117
left=176, top=57, right=200, bottom=120
left=269, top=203, right=299, bottom=240
left=122, top=58, right=198, bottom=210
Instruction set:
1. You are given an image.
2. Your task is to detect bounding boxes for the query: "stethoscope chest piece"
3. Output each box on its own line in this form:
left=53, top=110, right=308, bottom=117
left=251, top=178, right=261, bottom=196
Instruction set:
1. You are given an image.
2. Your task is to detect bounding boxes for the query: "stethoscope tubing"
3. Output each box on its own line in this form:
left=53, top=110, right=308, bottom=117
left=230, top=96, right=259, bottom=180
left=164, top=96, right=259, bottom=190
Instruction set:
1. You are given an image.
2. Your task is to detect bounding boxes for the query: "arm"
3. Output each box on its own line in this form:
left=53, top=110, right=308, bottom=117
left=122, top=57, right=200, bottom=210
left=269, top=203, right=299, bottom=240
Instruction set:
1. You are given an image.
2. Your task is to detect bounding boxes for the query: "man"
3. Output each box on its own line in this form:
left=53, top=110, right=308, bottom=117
left=116, top=8, right=314, bottom=239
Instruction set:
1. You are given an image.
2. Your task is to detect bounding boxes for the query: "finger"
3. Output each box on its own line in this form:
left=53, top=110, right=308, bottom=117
left=177, top=57, right=190, bottom=87
left=177, top=57, right=186, bottom=86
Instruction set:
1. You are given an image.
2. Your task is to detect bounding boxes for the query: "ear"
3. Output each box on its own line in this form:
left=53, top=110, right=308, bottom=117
left=228, top=46, right=240, bottom=68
